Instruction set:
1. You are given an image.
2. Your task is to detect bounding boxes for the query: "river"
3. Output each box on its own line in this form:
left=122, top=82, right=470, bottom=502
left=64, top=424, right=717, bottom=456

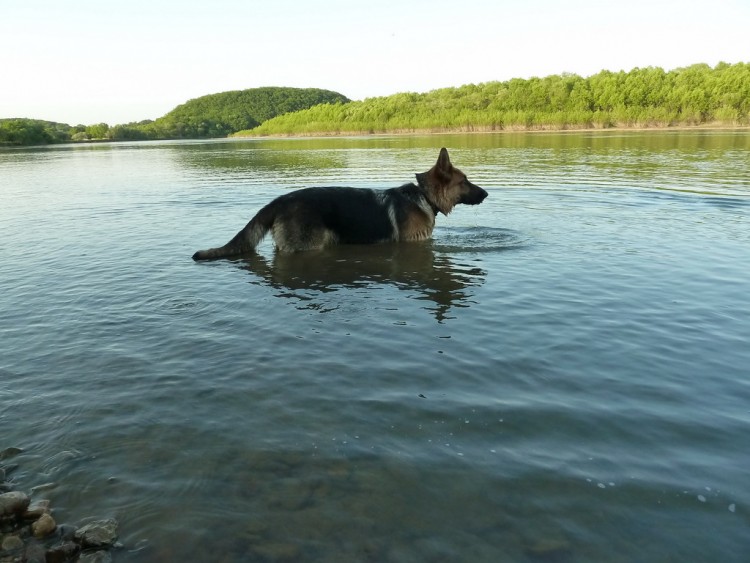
left=1, top=131, right=749, bottom=561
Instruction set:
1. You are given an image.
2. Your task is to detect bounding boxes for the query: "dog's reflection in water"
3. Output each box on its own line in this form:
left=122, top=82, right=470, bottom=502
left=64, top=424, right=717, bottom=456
left=236, top=241, right=486, bottom=322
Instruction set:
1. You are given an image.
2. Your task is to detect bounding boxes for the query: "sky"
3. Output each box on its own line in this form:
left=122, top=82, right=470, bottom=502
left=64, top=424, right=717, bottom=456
left=1, top=0, right=748, bottom=125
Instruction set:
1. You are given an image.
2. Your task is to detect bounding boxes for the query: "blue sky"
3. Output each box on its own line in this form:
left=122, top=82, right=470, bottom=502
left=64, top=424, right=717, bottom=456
left=2, top=0, right=748, bottom=125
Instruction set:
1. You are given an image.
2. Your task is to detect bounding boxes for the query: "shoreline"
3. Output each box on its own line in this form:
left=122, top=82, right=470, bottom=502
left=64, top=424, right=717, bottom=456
left=4, top=123, right=748, bottom=149
left=233, top=122, right=750, bottom=139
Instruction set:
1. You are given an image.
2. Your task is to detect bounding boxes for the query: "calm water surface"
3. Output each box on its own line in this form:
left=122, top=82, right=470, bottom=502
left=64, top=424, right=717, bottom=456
left=1, top=132, right=749, bottom=562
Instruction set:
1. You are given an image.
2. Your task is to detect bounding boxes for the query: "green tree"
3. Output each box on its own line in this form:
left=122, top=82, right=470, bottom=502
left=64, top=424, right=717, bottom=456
left=248, top=62, right=750, bottom=135
left=85, top=123, right=110, bottom=139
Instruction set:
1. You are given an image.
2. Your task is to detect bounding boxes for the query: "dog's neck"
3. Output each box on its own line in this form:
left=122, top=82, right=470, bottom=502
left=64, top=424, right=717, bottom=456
left=415, top=174, right=440, bottom=216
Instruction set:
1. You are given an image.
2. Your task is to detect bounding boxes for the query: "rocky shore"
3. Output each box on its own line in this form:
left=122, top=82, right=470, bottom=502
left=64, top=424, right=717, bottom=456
left=1, top=448, right=119, bottom=563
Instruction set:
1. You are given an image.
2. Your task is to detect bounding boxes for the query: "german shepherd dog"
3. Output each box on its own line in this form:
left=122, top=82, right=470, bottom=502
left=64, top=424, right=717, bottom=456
left=192, top=148, right=487, bottom=260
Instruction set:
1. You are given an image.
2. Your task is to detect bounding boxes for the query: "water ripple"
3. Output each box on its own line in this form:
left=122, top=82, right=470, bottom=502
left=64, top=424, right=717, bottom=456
left=432, top=226, right=530, bottom=253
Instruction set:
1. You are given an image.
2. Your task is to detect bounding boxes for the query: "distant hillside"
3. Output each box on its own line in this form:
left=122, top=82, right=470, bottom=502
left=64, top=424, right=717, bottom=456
left=143, top=87, right=350, bottom=139
left=241, top=62, right=750, bottom=136
left=0, top=118, right=72, bottom=146
left=0, top=87, right=350, bottom=145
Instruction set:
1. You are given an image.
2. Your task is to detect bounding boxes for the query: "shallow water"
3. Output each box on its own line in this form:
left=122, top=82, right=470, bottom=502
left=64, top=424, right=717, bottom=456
left=2, top=131, right=750, bottom=561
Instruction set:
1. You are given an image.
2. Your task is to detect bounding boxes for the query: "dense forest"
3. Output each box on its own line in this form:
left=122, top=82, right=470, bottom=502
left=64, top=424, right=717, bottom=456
left=0, top=87, right=349, bottom=146
left=0, top=119, right=74, bottom=146
left=243, top=62, right=750, bottom=136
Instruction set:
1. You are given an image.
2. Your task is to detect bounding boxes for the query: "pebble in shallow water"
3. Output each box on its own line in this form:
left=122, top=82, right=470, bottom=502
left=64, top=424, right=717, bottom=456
left=75, top=519, right=119, bottom=549
left=0, top=492, right=29, bottom=518
left=1, top=535, right=24, bottom=552
left=1, top=456, right=119, bottom=563
left=31, top=513, right=57, bottom=539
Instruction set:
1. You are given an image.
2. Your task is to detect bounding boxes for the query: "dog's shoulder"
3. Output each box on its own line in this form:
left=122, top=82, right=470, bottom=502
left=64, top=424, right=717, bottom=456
left=385, top=183, right=436, bottom=216
left=384, top=182, right=424, bottom=201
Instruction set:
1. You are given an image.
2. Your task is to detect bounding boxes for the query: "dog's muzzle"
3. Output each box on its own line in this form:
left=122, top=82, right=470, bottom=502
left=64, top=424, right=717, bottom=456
left=462, top=181, right=489, bottom=205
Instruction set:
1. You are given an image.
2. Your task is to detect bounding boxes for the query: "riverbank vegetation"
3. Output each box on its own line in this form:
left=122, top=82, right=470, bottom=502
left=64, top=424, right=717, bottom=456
left=0, top=87, right=349, bottom=146
left=2, top=63, right=748, bottom=146
left=241, top=63, right=750, bottom=136
left=0, top=119, right=73, bottom=146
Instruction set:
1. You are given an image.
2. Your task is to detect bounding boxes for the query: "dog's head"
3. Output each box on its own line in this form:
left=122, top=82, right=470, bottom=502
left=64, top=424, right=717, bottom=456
left=416, top=148, right=488, bottom=215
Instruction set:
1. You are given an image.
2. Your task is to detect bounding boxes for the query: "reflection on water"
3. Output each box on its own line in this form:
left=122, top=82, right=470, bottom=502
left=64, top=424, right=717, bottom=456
left=236, top=240, right=483, bottom=322
left=172, top=142, right=349, bottom=175
left=154, top=131, right=750, bottom=202
left=232, top=228, right=526, bottom=322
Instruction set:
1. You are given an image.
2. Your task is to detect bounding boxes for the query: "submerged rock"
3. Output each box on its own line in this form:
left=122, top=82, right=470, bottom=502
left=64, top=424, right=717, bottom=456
left=31, top=512, right=57, bottom=538
left=24, top=540, right=47, bottom=563
left=45, top=541, right=80, bottom=563
left=1, top=534, right=24, bottom=551
left=0, top=447, right=23, bottom=461
left=57, top=523, right=78, bottom=542
left=0, top=491, right=30, bottom=517
left=23, top=499, right=51, bottom=519
left=78, top=550, right=113, bottom=563
left=1, top=459, right=120, bottom=563
left=75, top=518, right=119, bottom=548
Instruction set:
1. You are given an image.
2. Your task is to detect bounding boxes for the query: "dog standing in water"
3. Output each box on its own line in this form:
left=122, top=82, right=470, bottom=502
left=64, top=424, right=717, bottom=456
left=192, top=148, right=487, bottom=259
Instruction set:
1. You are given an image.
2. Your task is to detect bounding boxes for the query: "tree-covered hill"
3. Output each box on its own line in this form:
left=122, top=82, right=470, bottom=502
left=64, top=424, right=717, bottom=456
left=242, top=63, right=750, bottom=136
left=0, top=87, right=350, bottom=145
left=142, top=87, right=350, bottom=139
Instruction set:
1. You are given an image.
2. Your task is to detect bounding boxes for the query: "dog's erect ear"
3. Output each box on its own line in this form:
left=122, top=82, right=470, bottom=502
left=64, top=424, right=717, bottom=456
left=434, top=148, right=452, bottom=183
left=436, top=148, right=452, bottom=172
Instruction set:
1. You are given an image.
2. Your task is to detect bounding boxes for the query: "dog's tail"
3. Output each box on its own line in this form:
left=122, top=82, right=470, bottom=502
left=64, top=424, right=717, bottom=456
left=192, top=203, right=275, bottom=261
